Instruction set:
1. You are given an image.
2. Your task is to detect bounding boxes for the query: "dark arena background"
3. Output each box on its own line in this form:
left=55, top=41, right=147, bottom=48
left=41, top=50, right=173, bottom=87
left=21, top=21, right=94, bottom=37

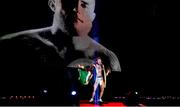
left=0, top=0, right=180, bottom=106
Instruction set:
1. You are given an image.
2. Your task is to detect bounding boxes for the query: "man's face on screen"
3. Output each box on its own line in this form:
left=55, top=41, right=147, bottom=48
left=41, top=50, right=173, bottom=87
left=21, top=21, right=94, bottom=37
left=50, top=0, right=96, bottom=36
left=80, top=0, right=96, bottom=22
left=74, top=0, right=96, bottom=36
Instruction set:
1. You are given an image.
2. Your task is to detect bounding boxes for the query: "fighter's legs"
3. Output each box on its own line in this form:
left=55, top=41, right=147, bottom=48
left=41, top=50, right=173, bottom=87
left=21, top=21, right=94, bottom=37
left=99, top=81, right=105, bottom=100
left=90, top=78, right=105, bottom=102
left=91, top=81, right=98, bottom=99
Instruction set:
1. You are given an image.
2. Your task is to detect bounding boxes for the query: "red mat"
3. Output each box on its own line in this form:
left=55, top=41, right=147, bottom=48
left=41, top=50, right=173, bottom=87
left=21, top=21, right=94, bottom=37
left=80, top=100, right=127, bottom=106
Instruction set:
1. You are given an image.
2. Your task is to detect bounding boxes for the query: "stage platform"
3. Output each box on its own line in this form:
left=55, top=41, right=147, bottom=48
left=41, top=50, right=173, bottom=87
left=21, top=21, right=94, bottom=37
left=80, top=100, right=126, bottom=106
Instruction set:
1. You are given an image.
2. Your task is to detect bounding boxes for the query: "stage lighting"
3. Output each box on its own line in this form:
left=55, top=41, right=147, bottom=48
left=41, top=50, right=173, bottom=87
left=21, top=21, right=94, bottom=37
left=1, top=97, right=6, bottom=99
left=43, top=89, right=48, bottom=93
left=135, top=91, right=138, bottom=95
left=71, top=91, right=76, bottom=96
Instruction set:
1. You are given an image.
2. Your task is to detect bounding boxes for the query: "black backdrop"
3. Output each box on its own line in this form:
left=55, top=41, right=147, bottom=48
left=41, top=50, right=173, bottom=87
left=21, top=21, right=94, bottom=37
left=0, top=0, right=180, bottom=98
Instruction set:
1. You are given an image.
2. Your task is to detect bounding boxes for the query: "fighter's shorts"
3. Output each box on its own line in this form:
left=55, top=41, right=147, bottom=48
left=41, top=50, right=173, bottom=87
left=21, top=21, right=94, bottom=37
left=96, top=76, right=103, bottom=86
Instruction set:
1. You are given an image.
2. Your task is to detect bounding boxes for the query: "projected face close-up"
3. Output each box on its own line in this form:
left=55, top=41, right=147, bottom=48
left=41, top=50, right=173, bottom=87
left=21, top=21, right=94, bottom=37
left=50, top=0, right=95, bottom=36
left=80, top=0, right=96, bottom=22
left=74, top=0, right=96, bottom=36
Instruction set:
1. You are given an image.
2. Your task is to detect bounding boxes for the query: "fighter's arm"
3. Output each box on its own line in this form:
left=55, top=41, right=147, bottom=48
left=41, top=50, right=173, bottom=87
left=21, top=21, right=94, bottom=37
left=101, top=64, right=111, bottom=76
left=106, top=69, right=111, bottom=76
